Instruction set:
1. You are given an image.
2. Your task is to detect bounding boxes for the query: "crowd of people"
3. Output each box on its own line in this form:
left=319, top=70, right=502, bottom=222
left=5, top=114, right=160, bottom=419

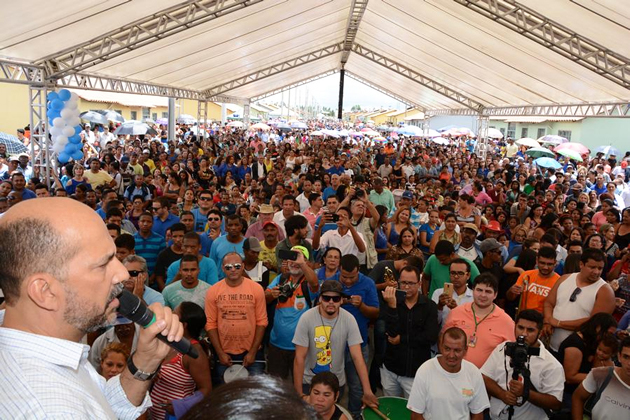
left=1, top=120, right=630, bottom=420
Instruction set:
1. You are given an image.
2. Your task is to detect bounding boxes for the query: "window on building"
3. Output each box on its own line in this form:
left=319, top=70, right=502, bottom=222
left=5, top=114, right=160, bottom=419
left=162, top=112, right=168, bottom=118
left=142, top=107, right=150, bottom=120
left=130, top=111, right=137, bottom=120
left=500, top=128, right=506, bottom=136
left=537, top=128, right=545, bottom=139
left=521, top=127, right=528, bottom=138
left=507, top=123, right=516, bottom=139
left=558, top=130, right=571, bottom=140
left=114, top=109, right=122, bottom=115
left=152, top=113, right=158, bottom=121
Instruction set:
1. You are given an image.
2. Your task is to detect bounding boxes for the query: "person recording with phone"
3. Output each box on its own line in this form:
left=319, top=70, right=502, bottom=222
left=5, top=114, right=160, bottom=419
left=431, top=258, right=474, bottom=327
left=481, top=309, right=564, bottom=420
left=265, top=246, right=319, bottom=379
left=312, top=206, right=366, bottom=259
left=380, top=266, right=438, bottom=398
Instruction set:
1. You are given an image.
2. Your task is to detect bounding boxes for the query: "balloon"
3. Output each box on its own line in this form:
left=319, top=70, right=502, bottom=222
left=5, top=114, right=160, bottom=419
left=68, top=134, right=82, bottom=144
left=51, top=99, right=64, bottom=111
left=53, top=117, right=66, bottom=128
left=71, top=150, right=84, bottom=161
left=61, top=126, right=75, bottom=137
left=67, top=100, right=78, bottom=110
left=64, top=143, right=77, bottom=154
left=49, top=127, right=62, bottom=137
left=74, top=125, right=82, bottom=135
left=52, top=142, right=65, bottom=154
left=58, top=152, right=70, bottom=163
left=60, top=108, right=74, bottom=119
left=55, top=135, right=68, bottom=146
left=58, top=89, right=71, bottom=101
left=48, top=109, right=61, bottom=120
left=47, top=92, right=59, bottom=102
left=69, top=117, right=81, bottom=126
left=70, top=92, right=79, bottom=101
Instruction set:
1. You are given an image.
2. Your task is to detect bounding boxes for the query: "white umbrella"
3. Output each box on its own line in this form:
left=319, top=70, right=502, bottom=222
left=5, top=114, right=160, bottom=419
left=80, top=111, right=108, bottom=125
left=113, top=122, right=157, bottom=136
left=487, top=128, right=504, bottom=139
left=516, top=137, right=540, bottom=148
left=177, top=114, right=197, bottom=125
left=251, top=123, right=271, bottom=131
left=426, top=129, right=441, bottom=138
left=143, top=118, right=156, bottom=124
left=432, top=137, right=451, bottom=145
left=95, top=110, right=125, bottom=123
left=310, top=131, right=324, bottom=136
left=227, top=121, right=244, bottom=128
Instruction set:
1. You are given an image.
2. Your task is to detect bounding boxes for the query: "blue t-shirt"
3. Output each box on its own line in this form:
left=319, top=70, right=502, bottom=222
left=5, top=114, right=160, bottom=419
left=143, top=286, right=165, bottom=306
left=133, top=231, right=166, bottom=275
left=418, top=223, right=436, bottom=253
left=267, top=274, right=318, bottom=350
left=336, top=273, right=379, bottom=346
left=165, top=256, right=219, bottom=286
left=153, top=213, right=180, bottom=238
left=209, top=235, right=245, bottom=279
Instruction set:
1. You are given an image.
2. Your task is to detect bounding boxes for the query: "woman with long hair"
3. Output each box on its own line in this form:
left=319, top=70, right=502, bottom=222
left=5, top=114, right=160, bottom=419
left=615, top=207, right=630, bottom=249
left=178, top=189, right=198, bottom=215
left=385, top=206, right=414, bottom=248
left=164, top=172, right=184, bottom=201
left=523, top=204, right=543, bottom=232
left=419, top=209, right=440, bottom=259
left=600, top=223, right=620, bottom=259
left=386, top=227, right=423, bottom=261
left=373, top=205, right=390, bottom=261
left=456, top=193, right=481, bottom=228
left=64, top=163, right=90, bottom=195
left=99, top=343, right=130, bottom=381
left=429, top=213, right=461, bottom=254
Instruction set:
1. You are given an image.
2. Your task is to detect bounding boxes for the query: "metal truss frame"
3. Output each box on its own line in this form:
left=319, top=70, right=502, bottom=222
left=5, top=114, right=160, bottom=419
left=250, top=70, right=339, bottom=102
left=476, top=115, right=489, bottom=160
left=202, top=43, right=344, bottom=97
left=37, top=0, right=264, bottom=79
left=428, top=101, right=630, bottom=118
left=454, top=0, right=630, bottom=89
left=197, top=100, right=208, bottom=126
left=351, top=44, right=486, bottom=112
left=345, top=71, right=424, bottom=109
left=341, top=0, right=369, bottom=65
left=0, top=60, right=45, bottom=85
left=28, top=85, right=53, bottom=187
left=243, top=103, right=251, bottom=126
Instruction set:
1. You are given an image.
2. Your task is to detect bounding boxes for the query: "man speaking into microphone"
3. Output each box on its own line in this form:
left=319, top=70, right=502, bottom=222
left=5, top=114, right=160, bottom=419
left=0, top=198, right=185, bottom=419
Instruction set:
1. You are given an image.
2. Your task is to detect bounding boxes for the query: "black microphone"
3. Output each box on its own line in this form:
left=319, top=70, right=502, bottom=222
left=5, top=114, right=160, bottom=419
left=117, top=290, right=199, bottom=359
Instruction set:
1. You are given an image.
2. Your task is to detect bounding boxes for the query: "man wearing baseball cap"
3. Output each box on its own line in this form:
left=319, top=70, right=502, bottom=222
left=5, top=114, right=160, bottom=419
left=259, top=221, right=280, bottom=274
left=242, top=237, right=271, bottom=288
left=398, top=190, right=422, bottom=230
left=292, top=280, right=379, bottom=411
left=456, top=223, right=482, bottom=262
left=265, top=245, right=318, bottom=379
left=475, top=239, right=506, bottom=291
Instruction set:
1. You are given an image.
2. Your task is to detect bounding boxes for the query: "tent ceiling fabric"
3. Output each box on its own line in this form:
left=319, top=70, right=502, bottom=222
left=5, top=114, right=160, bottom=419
left=0, top=0, right=628, bottom=111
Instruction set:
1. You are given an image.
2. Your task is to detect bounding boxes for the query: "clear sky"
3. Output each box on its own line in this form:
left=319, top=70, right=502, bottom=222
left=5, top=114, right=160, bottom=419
left=262, top=73, right=406, bottom=112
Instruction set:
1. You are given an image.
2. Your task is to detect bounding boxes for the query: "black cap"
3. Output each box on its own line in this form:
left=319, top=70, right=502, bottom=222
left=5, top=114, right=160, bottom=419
left=320, top=280, right=349, bottom=298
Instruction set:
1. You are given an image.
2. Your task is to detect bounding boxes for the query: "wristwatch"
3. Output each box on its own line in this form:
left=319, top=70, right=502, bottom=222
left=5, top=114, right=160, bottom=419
left=127, top=353, right=159, bottom=381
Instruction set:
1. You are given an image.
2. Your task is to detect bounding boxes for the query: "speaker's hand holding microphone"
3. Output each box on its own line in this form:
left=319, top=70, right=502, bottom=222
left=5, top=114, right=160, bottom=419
left=116, top=290, right=196, bottom=379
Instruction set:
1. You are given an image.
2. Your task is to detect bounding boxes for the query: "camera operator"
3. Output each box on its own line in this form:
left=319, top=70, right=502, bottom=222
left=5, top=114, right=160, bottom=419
left=481, top=310, right=564, bottom=420
left=265, top=246, right=319, bottom=379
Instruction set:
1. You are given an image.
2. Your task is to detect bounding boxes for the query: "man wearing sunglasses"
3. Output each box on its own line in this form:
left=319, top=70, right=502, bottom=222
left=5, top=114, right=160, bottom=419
left=205, top=252, right=267, bottom=383
left=292, top=280, right=379, bottom=413
left=544, top=248, right=616, bottom=352
left=191, top=190, right=215, bottom=232
left=122, top=255, right=164, bottom=306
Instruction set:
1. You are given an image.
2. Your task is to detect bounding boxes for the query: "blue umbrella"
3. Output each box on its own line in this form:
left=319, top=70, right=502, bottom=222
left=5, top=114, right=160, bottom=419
left=534, top=157, right=562, bottom=169
left=595, top=145, right=619, bottom=157
left=0, top=132, right=29, bottom=154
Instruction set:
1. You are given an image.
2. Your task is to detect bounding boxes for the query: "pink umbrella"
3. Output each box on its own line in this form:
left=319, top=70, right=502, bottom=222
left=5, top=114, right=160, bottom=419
left=554, top=142, right=589, bottom=155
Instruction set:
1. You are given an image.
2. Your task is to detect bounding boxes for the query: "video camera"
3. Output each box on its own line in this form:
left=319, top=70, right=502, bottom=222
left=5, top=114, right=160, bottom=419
left=505, top=335, right=540, bottom=368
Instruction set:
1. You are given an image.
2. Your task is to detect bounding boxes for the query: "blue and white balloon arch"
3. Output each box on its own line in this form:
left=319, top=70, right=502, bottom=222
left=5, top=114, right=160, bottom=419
left=46, top=89, right=84, bottom=164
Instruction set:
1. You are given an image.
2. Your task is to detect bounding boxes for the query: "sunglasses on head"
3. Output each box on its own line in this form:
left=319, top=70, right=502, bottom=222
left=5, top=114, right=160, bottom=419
left=569, top=287, right=582, bottom=302
left=128, top=270, right=142, bottom=278
left=321, top=295, right=342, bottom=303
left=224, top=263, right=242, bottom=271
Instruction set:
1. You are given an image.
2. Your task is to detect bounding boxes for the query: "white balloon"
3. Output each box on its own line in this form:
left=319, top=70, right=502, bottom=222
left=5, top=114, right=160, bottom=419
left=52, top=142, right=66, bottom=153
left=62, top=126, right=75, bottom=137
left=60, top=108, right=73, bottom=119
left=69, top=117, right=81, bottom=126
left=53, top=117, right=65, bottom=128
left=70, top=92, right=79, bottom=101
left=67, top=99, right=78, bottom=110
left=49, top=127, right=62, bottom=137
left=55, top=135, right=68, bottom=146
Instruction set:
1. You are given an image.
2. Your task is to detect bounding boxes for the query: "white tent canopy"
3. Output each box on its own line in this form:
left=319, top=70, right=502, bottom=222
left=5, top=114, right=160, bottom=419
left=1, top=0, right=629, bottom=115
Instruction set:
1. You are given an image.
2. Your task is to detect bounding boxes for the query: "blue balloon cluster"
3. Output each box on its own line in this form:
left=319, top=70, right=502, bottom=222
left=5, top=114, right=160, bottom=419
left=47, top=90, right=83, bottom=163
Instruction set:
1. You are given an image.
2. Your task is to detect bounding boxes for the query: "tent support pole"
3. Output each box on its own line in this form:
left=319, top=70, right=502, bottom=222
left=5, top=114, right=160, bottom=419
left=168, top=98, right=176, bottom=141
left=337, top=69, right=345, bottom=120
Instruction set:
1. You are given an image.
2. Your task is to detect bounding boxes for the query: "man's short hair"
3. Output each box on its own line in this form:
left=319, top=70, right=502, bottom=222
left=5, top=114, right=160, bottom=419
left=170, top=222, right=186, bottom=234
left=399, top=265, right=421, bottom=281
left=139, top=211, right=153, bottom=220
left=115, top=233, right=135, bottom=251
left=540, top=233, right=558, bottom=248
left=123, top=255, right=148, bottom=273
left=340, top=254, right=360, bottom=272
left=472, top=272, right=499, bottom=293
left=0, top=218, right=78, bottom=304
left=310, top=372, right=340, bottom=395
left=537, top=246, right=557, bottom=261
left=441, top=326, right=467, bottom=346
left=515, top=309, right=543, bottom=330
left=180, top=254, right=199, bottom=267
left=106, top=223, right=121, bottom=235
left=308, top=193, right=320, bottom=205
left=581, top=248, right=606, bottom=264
left=434, top=240, right=455, bottom=257
left=285, top=215, right=307, bottom=237
left=450, top=258, right=471, bottom=272
left=105, top=208, right=124, bottom=219
left=281, top=194, right=295, bottom=204
left=183, top=231, right=201, bottom=244
left=403, top=255, right=424, bottom=269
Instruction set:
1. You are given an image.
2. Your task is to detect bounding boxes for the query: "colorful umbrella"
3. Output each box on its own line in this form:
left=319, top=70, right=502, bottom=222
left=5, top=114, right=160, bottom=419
left=594, top=145, right=620, bottom=157
left=525, top=146, right=555, bottom=158
left=538, top=134, right=568, bottom=146
left=556, top=148, right=583, bottom=162
left=555, top=142, right=589, bottom=155
left=534, top=157, right=562, bottom=169
left=487, top=128, right=504, bottom=139
left=177, top=114, right=197, bottom=125
left=251, top=123, right=271, bottom=131
left=0, top=132, right=28, bottom=154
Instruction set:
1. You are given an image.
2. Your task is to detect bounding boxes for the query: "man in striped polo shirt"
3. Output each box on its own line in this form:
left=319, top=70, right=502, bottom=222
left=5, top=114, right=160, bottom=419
left=134, top=211, right=166, bottom=287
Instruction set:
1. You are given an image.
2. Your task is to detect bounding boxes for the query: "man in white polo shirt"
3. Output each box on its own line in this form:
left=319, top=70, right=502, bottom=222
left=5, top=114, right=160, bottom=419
left=312, top=206, right=365, bottom=257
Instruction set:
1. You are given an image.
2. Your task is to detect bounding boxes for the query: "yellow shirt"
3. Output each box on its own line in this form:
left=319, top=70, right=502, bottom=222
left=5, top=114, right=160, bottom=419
left=84, top=170, right=113, bottom=188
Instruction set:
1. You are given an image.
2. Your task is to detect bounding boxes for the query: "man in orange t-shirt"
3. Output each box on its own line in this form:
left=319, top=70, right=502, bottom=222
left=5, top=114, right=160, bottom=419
left=205, top=252, right=268, bottom=382
left=507, top=246, right=559, bottom=314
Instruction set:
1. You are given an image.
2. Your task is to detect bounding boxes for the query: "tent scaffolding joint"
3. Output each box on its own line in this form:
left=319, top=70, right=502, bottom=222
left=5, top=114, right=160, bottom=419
left=476, top=115, right=489, bottom=161
left=243, top=103, right=251, bottom=126
left=29, top=85, right=53, bottom=188
left=197, top=100, right=208, bottom=129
